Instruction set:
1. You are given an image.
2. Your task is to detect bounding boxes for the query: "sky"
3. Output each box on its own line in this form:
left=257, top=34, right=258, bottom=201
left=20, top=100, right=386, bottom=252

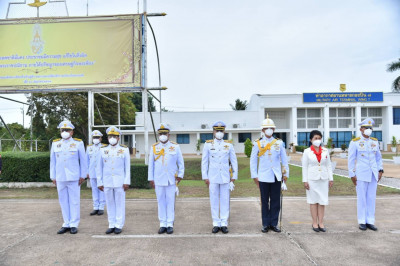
left=0, top=0, right=400, bottom=127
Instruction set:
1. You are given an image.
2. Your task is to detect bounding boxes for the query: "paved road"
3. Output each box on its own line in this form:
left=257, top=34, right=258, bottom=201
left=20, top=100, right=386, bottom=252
left=1, top=197, right=400, bottom=265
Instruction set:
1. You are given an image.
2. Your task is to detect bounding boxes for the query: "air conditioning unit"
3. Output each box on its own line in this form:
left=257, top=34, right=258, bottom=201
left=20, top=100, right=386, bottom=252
left=232, top=124, right=239, bottom=128
left=201, top=124, right=207, bottom=129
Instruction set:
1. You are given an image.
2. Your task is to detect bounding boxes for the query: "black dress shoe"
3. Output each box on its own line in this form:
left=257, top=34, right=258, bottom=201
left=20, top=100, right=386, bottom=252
left=97, top=210, right=104, bottom=216
left=312, top=226, right=320, bottom=232
left=167, top=227, right=174, bottom=234
left=212, top=226, right=220, bottom=234
left=90, top=210, right=99, bottom=216
left=359, top=224, right=367, bottom=231
left=366, top=224, right=378, bottom=231
left=261, top=226, right=269, bottom=233
left=114, top=228, right=122, bottom=234
left=221, top=226, right=229, bottom=234
left=70, top=227, right=78, bottom=234
left=318, top=226, right=326, bottom=232
left=269, top=226, right=281, bottom=233
left=106, top=228, right=115, bottom=234
left=158, top=227, right=167, bottom=234
left=57, top=227, right=70, bottom=234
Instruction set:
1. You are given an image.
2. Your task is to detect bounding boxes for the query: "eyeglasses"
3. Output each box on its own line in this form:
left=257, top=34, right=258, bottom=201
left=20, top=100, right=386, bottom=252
left=61, top=129, right=72, bottom=132
left=93, top=136, right=101, bottom=139
left=215, top=130, right=224, bottom=133
left=362, top=127, right=373, bottom=130
left=108, top=136, right=118, bottom=139
left=159, top=133, right=168, bottom=136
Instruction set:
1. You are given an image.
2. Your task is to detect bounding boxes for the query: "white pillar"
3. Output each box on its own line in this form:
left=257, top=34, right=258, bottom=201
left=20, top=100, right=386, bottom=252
left=386, top=104, right=393, bottom=151
left=355, top=103, right=362, bottom=137
left=228, top=132, right=233, bottom=140
left=88, top=91, right=94, bottom=144
left=291, top=106, right=297, bottom=145
left=323, top=104, right=330, bottom=144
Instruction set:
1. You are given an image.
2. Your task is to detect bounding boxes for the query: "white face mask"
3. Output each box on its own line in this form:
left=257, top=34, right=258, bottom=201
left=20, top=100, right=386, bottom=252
left=108, top=138, right=118, bottom=145
left=61, top=131, right=70, bottom=139
left=159, top=135, right=168, bottom=143
left=312, top=139, right=322, bottom=147
left=265, top=128, right=274, bottom=137
left=364, top=129, right=372, bottom=136
left=93, top=139, right=100, bottom=145
left=215, top=132, right=224, bottom=140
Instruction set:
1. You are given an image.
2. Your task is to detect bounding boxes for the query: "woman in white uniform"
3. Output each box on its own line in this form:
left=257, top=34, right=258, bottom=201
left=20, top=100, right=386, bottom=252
left=302, top=130, right=334, bottom=232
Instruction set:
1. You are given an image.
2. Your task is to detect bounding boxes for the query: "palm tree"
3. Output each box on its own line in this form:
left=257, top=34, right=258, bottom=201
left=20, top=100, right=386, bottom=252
left=230, top=99, right=248, bottom=110
left=387, top=58, right=400, bottom=92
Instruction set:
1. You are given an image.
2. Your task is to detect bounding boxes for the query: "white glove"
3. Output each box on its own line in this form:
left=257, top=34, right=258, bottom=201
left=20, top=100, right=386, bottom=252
left=229, top=181, right=235, bottom=191
left=175, top=186, right=179, bottom=196
left=281, top=182, right=287, bottom=191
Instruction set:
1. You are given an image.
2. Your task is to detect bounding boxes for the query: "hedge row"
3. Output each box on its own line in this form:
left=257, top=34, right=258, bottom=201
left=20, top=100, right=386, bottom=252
left=295, top=145, right=308, bottom=153
left=0, top=152, right=150, bottom=188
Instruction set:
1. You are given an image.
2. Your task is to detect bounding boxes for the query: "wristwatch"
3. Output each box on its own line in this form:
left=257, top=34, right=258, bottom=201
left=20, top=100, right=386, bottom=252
left=379, top=169, right=384, bottom=173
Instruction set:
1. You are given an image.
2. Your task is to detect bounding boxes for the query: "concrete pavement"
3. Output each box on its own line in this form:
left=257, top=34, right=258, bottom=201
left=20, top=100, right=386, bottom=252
left=1, top=196, right=400, bottom=265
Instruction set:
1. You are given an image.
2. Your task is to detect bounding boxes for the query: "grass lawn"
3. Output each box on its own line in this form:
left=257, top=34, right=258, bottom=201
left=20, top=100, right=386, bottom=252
left=382, top=154, right=397, bottom=160
left=1, top=157, right=399, bottom=199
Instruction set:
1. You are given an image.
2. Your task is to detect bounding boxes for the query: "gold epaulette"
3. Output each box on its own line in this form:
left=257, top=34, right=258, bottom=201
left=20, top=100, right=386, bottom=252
left=101, top=145, right=108, bottom=148
left=73, top=138, right=82, bottom=142
left=102, top=143, right=107, bottom=147
left=53, top=138, right=61, bottom=142
left=120, top=144, right=128, bottom=148
left=170, top=141, right=178, bottom=145
left=224, top=140, right=233, bottom=143
left=206, top=139, right=214, bottom=143
left=152, top=142, right=160, bottom=146
left=87, top=144, right=93, bottom=147
left=370, top=137, right=378, bottom=141
left=352, top=137, right=361, bottom=141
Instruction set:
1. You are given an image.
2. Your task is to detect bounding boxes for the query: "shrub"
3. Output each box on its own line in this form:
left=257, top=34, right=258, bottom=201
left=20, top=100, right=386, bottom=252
left=244, top=138, right=253, bottom=158
left=295, top=145, right=308, bottom=153
left=0, top=152, right=150, bottom=188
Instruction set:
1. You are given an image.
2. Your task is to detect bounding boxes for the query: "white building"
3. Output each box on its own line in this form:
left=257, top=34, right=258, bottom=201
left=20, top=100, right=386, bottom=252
left=123, top=92, right=400, bottom=155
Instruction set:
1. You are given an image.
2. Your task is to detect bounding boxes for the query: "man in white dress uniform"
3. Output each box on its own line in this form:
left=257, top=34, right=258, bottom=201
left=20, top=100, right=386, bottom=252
left=148, top=123, right=185, bottom=234
left=348, top=118, right=383, bottom=231
left=202, top=121, right=238, bottom=234
left=50, top=121, right=87, bottom=234
left=97, top=126, right=131, bottom=234
left=86, top=130, right=106, bottom=216
left=250, top=115, right=289, bottom=233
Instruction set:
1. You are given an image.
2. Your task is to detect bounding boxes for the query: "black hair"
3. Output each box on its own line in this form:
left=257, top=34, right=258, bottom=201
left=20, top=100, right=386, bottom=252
left=309, top=130, right=322, bottom=140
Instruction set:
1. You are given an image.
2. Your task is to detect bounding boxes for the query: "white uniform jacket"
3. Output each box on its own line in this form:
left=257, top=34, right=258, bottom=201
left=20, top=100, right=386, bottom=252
left=86, top=143, right=106, bottom=179
left=96, top=144, right=131, bottom=188
left=148, top=141, right=185, bottom=186
left=302, top=147, right=333, bottom=182
left=50, top=138, right=87, bottom=182
left=250, top=136, right=289, bottom=182
left=201, top=139, right=238, bottom=184
left=348, top=136, right=383, bottom=182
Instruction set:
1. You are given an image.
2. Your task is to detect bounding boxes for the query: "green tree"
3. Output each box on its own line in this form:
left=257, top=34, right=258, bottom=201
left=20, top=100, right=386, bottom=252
left=387, top=58, right=400, bottom=92
left=230, top=99, right=248, bottom=110
left=244, top=138, right=253, bottom=158
left=131, top=92, right=156, bottom=112
left=27, top=92, right=137, bottom=142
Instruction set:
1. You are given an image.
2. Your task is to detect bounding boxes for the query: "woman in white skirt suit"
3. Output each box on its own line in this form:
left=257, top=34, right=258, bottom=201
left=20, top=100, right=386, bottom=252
left=302, top=130, right=334, bottom=232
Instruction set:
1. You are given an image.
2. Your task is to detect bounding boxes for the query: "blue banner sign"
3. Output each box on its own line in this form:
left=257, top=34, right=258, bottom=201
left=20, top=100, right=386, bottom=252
left=303, top=92, right=383, bottom=103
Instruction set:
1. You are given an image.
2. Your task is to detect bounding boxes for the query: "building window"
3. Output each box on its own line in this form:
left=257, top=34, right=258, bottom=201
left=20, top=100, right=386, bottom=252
left=200, top=133, right=213, bottom=143
left=298, top=132, right=311, bottom=146
left=176, top=134, right=190, bottom=144
left=329, top=131, right=352, bottom=148
left=371, top=131, right=382, bottom=141
left=297, top=108, right=322, bottom=129
left=394, top=108, right=400, bottom=125
left=361, top=107, right=383, bottom=127
left=329, top=108, right=354, bottom=129
left=239, top=133, right=252, bottom=143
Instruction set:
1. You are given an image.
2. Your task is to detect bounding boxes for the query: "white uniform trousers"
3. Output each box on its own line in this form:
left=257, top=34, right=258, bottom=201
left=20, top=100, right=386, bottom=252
left=209, top=183, right=230, bottom=227
left=90, top=178, right=105, bottom=210
left=155, top=184, right=176, bottom=227
left=356, top=175, right=377, bottom=224
left=56, top=181, right=81, bottom=228
left=104, top=187, right=126, bottom=229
